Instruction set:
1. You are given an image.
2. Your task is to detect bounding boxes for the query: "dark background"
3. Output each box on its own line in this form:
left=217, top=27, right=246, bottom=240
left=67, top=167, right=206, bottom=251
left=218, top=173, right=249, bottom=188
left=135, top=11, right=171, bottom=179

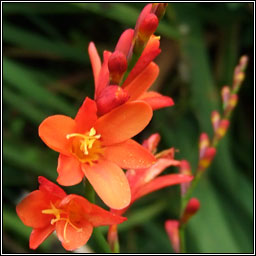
left=2, top=3, right=254, bottom=253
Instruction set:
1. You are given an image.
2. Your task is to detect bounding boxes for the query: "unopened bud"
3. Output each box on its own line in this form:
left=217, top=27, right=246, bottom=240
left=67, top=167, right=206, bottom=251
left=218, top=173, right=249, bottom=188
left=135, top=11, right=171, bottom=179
left=215, top=119, right=229, bottom=140
left=232, top=55, right=248, bottom=93
left=199, top=133, right=210, bottom=158
left=134, top=13, right=159, bottom=56
left=152, top=3, right=168, bottom=20
left=225, top=94, right=238, bottom=116
left=239, top=55, right=248, bottom=70
left=211, top=111, right=221, bottom=132
left=165, top=220, right=180, bottom=253
left=180, top=160, right=192, bottom=195
left=198, top=147, right=216, bottom=171
left=180, top=198, right=200, bottom=224
left=96, top=85, right=130, bottom=116
left=138, top=13, right=159, bottom=41
left=221, top=86, right=230, bottom=109
left=108, top=51, right=128, bottom=85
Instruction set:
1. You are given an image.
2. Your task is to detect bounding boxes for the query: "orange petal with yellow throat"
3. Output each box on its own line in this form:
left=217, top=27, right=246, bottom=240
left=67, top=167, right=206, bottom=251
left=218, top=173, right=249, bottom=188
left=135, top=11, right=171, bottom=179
left=39, top=115, right=76, bottom=156
left=16, top=190, right=52, bottom=228
left=56, top=219, right=93, bottom=251
left=57, top=154, right=84, bottom=186
left=124, top=62, right=159, bottom=101
left=82, top=160, right=131, bottom=209
left=95, top=101, right=152, bottom=146
left=29, top=225, right=55, bottom=250
left=104, top=139, right=155, bottom=169
left=88, top=42, right=101, bottom=87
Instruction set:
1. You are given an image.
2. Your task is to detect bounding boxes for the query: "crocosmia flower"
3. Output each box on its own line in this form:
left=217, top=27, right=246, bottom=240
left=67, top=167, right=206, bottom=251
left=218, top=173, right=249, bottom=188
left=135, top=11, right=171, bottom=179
left=16, top=177, right=127, bottom=251
left=39, top=97, right=155, bottom=209
left=111, top=133, right=193, bottom=215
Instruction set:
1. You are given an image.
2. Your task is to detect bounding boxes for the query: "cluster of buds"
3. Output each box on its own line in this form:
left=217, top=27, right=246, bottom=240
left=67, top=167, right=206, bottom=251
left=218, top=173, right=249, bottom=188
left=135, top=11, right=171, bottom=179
left=89, top=3, right=174, bottom=117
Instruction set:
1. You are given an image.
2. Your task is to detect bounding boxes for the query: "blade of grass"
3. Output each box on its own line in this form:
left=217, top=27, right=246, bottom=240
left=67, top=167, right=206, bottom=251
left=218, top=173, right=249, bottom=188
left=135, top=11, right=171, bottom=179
left=3, top=22, right=88, bottom=63
left=3, top=58, right=75, bottom=116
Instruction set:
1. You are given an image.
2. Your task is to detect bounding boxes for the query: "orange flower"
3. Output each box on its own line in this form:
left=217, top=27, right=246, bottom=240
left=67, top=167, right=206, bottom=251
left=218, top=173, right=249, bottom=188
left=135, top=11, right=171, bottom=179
left=39, top=97, right=155, bottom=209
left=111, top=133, right=193, bottom=215
left=16, top=177, right=126, bottom=251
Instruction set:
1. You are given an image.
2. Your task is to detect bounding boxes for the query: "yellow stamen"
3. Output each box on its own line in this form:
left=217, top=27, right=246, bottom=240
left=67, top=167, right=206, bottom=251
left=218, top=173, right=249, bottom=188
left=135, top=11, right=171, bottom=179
left=42, top=202, right=82, bottom=243
left=66, top=127, right=101, bottom=155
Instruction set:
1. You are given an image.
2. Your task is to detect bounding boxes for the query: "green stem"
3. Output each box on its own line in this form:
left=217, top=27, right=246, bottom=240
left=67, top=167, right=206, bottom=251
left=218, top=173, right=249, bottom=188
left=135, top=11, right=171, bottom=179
left=179, top=225, right=186, bottom=253
left=83, top=179, right=111, bottom=253
left=180, top=171, right=202, bottom=215
left=93, top=228, right=112, bottom=253
left=83, top=178, right=95, bottom=203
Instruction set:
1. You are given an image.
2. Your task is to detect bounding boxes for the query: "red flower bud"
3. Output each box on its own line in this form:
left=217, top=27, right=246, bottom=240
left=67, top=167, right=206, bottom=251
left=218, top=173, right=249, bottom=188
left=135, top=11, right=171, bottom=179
left=180, top=198, right=200, bottom=224
left=221, top=86, right=230, bottom=108
left=108, top=51, right=128, bottom=85
left=138, top=13, right=159, bottom=41
left=211, top=111, right=221, bottom=132
left=199, top=133, right=210, bottom=158
left=96, top=85, right=130, bottom=116
left=165, top=220, right=180, bottom=253
left=215, top=119, right=229, bottom=140
left=198, top=147, right=216, bottom=171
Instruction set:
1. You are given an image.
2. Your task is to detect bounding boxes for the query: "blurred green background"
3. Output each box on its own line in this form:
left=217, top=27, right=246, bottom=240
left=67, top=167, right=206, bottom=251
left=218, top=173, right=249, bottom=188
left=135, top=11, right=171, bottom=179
left=3, top=3, right=254, bottom=253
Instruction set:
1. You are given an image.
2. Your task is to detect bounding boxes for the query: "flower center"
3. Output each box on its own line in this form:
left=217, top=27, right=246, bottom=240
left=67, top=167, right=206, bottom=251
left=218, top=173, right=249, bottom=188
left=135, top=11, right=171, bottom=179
left=66, top=127, right=103, bottom=165
left=42, top=202, right=82, bottom=243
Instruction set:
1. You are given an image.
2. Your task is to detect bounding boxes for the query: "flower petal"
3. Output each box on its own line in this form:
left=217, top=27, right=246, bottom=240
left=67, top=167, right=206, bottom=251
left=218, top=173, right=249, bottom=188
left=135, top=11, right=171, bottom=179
left=57, top=154, right=84, bottom=186
left=124, top=62, right=159, bottom=101
left=95, top=51, right=112, bottom=98
left=88, top=42, right=101, bottom=87
left=115, top=29, right=134, bottom=57
left=95, top=101, right=152, bottom=146
left=104, top=139, right=155, bottom=169
left=38, top=115, right=76, bottom=155
left=86, top=204, right=127, bottom=227
left=74, top=97, right=97, bottom=133
left=59, top=194, right=92, bottom=215
left=122, top=36, right=161, bottom=87
left=56, top=219, right=93, bottom=251
left=133, top=174, right=193, bottom=201
left=16, top=190, right=52, bottom=228
left=139, top=91, right=174, bottom=110
left=29, top=225, right=55, bottom=250
left=82, top=160, right=131, bottom=209
left=142, top=133, right=160, bottom=152
left=38, top=176, right=66, bottom=199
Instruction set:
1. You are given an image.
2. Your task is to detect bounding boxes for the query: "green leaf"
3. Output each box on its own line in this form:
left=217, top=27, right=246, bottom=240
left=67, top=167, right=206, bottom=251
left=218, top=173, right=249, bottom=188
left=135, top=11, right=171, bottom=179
left=3, top=58, right=75, bottom=117
left=3, top=22, right=88, bottom=63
